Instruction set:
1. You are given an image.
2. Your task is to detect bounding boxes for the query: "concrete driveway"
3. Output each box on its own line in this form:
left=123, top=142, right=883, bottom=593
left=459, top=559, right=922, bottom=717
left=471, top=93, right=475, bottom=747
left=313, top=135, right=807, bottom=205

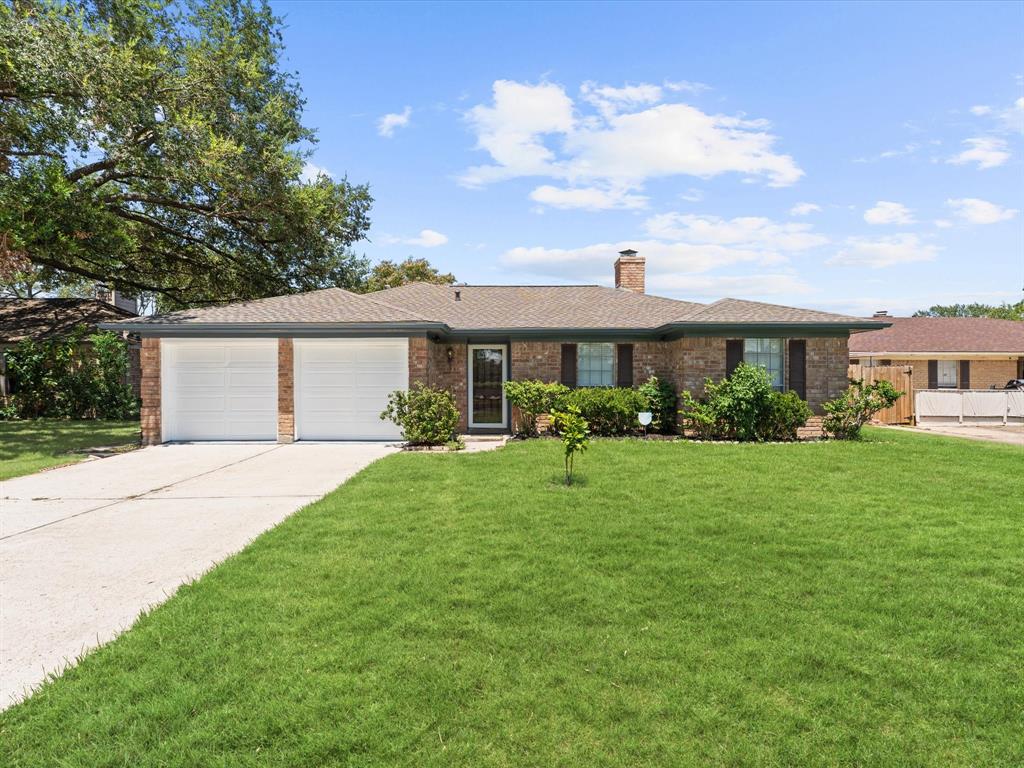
left=0, top=442, right=397, bottom=708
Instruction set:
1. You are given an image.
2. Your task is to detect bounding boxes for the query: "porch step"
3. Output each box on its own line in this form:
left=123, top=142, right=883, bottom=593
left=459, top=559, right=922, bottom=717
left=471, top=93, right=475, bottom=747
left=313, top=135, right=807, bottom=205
left=797, top=416, right=825, bottom=440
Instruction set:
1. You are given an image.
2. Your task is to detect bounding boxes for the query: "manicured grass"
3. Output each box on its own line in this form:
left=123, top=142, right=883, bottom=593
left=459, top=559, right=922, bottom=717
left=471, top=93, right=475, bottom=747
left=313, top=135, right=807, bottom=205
left=2, top=429, right=1022, bottom=766
left=0, top=419, right=140, bottom=481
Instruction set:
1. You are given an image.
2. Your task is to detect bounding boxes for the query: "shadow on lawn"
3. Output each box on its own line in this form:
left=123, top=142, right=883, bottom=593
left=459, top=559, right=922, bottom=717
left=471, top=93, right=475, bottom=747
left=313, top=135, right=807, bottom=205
left=0, top=420, right=141, bottom=462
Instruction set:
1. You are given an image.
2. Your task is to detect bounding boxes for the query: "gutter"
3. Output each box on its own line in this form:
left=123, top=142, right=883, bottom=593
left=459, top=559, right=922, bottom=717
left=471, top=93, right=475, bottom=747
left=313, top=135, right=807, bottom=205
left=97, top=321, right=450, bottom=337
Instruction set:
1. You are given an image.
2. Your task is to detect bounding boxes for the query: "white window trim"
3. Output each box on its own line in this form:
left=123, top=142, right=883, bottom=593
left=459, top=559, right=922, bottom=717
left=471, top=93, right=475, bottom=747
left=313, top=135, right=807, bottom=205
left=577, top=342, right=615, bottom=388
left=743, top=338, right=785, bottom=391
left=936, top=359, right=958, bottom=389
left=467, top=344, right=507, bottom=428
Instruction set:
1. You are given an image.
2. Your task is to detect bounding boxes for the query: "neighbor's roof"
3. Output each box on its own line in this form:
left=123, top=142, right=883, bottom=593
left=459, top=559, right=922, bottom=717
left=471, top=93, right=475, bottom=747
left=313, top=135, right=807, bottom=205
left=848, top=316, right=1024, bottom=354
left=0, top=298, right=136, bottom=344
left=102, top=283, right=885, bottom=334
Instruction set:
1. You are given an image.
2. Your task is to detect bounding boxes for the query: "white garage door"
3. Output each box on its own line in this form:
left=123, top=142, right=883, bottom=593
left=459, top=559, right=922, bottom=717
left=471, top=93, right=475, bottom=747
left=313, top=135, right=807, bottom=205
left=161, top=339, right=277, bottom=441
left=295, top=339, right=408, bottom=440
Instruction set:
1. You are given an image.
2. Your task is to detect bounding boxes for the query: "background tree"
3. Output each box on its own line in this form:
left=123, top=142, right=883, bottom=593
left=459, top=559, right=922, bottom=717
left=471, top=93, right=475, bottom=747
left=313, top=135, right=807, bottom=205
left=913, top=301, right=1024, bottom=321
left=363, top=257, right=455, bottom=293
left=0, top=0, right=372, bottom=309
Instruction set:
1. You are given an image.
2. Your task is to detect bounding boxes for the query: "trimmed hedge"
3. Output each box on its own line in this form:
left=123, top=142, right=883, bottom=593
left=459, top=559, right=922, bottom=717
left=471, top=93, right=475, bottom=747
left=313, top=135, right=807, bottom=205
left=557, top=387, right=648, bottom=437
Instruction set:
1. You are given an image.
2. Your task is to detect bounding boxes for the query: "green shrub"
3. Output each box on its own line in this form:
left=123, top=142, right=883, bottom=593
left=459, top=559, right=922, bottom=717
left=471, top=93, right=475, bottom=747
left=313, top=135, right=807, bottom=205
left=556, top=386, right=647, bottom=436
left=823, top=378, right=902, bottom=440
left=380, top=383, right=460, bottom=445
left=503, top=379, right=568, bottom=437
left=679, top=363, right=811, bottom=442
left=760, top=390, right=812, bottom=441
left=637, top=375, right=678, bottom=434
left=2, top=328, right=138, bottom=420
left=551, top=404, right=589, bottom=485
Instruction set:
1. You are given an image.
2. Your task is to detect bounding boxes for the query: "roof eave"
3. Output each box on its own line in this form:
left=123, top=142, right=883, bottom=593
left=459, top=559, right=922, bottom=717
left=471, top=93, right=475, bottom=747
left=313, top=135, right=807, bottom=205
left=96, top=321, right=449, bottom=337
left=656, top=320, right=890, bottom=339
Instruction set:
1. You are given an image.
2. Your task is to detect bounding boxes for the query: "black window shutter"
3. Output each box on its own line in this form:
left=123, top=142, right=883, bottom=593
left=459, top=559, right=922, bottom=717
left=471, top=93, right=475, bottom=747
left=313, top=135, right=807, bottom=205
left=927, top=360, right=938, bottom=389
left=726, top=339, right=744, bottom=376
left=617, top=344, right=634, bottom=387
left=560, top=344, right=577, bottom=388
left=959, top=360, right=970, bottom=390
left=788, top=339, right=806, bottom=399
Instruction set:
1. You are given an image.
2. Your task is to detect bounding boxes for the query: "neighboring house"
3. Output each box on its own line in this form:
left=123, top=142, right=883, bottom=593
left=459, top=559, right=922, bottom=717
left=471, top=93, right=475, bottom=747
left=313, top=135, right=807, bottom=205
left=102, top=250, right=888, bottom=444
left=0, top=296, right=140, bottom=398
left=849, top=313, right=1024, bottom=393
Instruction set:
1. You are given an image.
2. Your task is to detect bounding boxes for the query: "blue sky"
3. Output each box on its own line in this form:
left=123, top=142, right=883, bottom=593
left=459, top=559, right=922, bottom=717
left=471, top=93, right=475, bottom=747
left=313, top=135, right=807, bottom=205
left=273, top=0, right=1023, bottom=315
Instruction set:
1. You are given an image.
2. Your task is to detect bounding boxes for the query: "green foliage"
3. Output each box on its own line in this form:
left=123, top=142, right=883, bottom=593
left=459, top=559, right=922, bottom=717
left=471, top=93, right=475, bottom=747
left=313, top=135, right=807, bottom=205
left=913, top=301, right=1024, bottom=321
left=557, top=386, right=648, bottom=436
left=823, top=378, right=903, bottom=440
left=363, top=257, right=455, bottom=293
left=380, top=383, right=459, bottom=446
left=2, top=328, right=138, bottom=420
left=679, top=363, right=811, bottom=441
left=503, top=379, right=569, bottom=437
left=550, top=404, right=589, bottom=485
left=637, top=375, right=678, bottom=434
left=761, top=390, right=813, bottom=441
left=0, top=0, right=372, bottom=308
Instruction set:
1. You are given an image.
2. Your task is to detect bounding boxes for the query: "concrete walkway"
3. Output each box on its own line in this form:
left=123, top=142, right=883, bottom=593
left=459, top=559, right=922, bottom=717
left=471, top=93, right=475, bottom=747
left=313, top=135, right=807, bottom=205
left=0, top=442, right=397, bottom=709
left=887, top=423, right=1024, bottom=446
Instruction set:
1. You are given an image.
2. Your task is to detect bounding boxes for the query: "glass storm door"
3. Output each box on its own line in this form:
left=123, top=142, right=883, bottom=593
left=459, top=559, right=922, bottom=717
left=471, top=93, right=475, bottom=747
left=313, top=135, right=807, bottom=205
left=468, top=345, right=507, bottom=428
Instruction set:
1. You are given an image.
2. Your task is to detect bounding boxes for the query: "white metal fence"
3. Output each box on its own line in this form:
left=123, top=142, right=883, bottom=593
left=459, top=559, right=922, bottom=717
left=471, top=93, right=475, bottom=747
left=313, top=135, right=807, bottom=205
left=915, top=389, right=1024, bottom=426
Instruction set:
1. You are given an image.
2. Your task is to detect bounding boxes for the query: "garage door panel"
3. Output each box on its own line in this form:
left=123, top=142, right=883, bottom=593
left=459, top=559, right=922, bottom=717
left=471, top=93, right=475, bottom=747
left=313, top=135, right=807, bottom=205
left=295, top=339, right=407, bottom=440
left=162, top=340, right=277, bottom=441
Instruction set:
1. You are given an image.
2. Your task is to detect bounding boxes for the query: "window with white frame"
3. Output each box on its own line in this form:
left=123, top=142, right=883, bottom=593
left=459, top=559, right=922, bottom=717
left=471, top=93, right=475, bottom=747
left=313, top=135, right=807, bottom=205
left=936, top=360, right=957, bottom=388
left=577, top=342, right=614, bottom=387
left=743, top=338, right=784, bottom=390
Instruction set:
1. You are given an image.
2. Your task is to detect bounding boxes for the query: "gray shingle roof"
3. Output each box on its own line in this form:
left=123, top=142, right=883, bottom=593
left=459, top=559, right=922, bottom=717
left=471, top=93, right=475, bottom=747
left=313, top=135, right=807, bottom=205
left=369, top=283, right=704, bottom=329
left=103, top=283, right=884, bottom=332
left=680, top=298, right=871, bottom=325
left=106, top=287, right=435, bottom=326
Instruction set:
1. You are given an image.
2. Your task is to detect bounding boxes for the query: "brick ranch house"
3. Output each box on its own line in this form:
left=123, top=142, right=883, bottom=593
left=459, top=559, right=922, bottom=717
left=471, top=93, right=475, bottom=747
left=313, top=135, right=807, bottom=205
left=102, top=251, right=888, bottom=444
left=849, top=314, right=1024, bottom=393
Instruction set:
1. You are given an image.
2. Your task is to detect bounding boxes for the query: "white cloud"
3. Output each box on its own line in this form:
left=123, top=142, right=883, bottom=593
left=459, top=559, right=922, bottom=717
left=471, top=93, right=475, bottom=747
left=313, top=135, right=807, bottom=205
left=864, top=201, right=915, bottom=225
left=648, top=273, right=811, bottom=298
left=382, top=228, right=449, bottom=248
left=790, top=202, right=821, bottom=216
left=580, top=81, right=662, bottom=118
left=664, top=80, right=711, bottom=94
left=969, top=105, right=993, bottom=116
left=854, top=143, right=919, bottom=163
left=460, top=79, right=803, bottom=203
left=501, top=239, right=785, bottom=281
left=529, top=185, right=648, bottom=210
left=947, top=136, right=1010, bottom=169
left=679, top=188, right=704, bottom=202
left=300, top=162, right=333, bottom=183
left=934, top=219, right=953, bottom=229
left=377, top=106, right=412, bottom=138
left=946, top=197, right=1019, bottom=224
left=827, top=234, right=939, bottom=268
left=643, top=213, right=828, bottom=251
left=999, top=96, right=1024, bottom=133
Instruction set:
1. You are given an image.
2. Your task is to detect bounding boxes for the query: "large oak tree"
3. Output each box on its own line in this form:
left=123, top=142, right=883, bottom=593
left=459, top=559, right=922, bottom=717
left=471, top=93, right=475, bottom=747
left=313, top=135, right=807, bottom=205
left=0, top=0, right=372, bottom=308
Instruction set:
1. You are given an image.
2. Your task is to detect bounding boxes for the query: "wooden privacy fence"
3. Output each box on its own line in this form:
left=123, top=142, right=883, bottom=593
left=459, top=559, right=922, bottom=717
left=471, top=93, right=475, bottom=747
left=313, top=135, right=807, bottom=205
left=847, top=364, right=914, bottom=424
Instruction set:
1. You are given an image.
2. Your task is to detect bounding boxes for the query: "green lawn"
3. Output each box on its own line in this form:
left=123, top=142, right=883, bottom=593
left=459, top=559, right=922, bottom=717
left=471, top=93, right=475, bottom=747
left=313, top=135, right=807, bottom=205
left=2, top=430, right=1021, bottom=767
left=0, top=419, right=140, bottom=481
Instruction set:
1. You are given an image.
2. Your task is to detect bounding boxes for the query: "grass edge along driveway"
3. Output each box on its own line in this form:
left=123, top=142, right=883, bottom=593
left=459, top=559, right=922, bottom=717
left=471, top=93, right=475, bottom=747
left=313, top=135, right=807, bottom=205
left=0, top=419, right=140, bottom=481
left=1, top=428, right=1021, bottom=767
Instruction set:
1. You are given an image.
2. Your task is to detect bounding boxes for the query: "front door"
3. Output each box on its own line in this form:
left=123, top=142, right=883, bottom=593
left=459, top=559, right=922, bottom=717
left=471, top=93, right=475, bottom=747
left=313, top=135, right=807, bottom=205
left=468, top=345, right=507, bottom=428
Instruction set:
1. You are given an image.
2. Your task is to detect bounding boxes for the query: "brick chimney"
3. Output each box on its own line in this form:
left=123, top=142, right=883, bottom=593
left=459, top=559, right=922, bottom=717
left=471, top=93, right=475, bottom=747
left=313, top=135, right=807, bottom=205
left=614, top=249, right=645, bottom=293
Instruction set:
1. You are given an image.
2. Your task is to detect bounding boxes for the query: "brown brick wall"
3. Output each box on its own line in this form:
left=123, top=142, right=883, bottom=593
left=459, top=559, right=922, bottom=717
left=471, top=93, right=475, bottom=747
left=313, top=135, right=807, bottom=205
left=668, top=337, right=727, bottom=398
left=140, top=337, right=161, bottom=445
left=614, top=256, right=646, bottom=293
left=277, top=338, right=294, bottom=443
left=409, top=336, right=429, bottom=386
left=805, top=336, right=849, bottom=412
left=510, top=341, right=562, bottom=382
left=428, top=340, right=469, bottom=433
